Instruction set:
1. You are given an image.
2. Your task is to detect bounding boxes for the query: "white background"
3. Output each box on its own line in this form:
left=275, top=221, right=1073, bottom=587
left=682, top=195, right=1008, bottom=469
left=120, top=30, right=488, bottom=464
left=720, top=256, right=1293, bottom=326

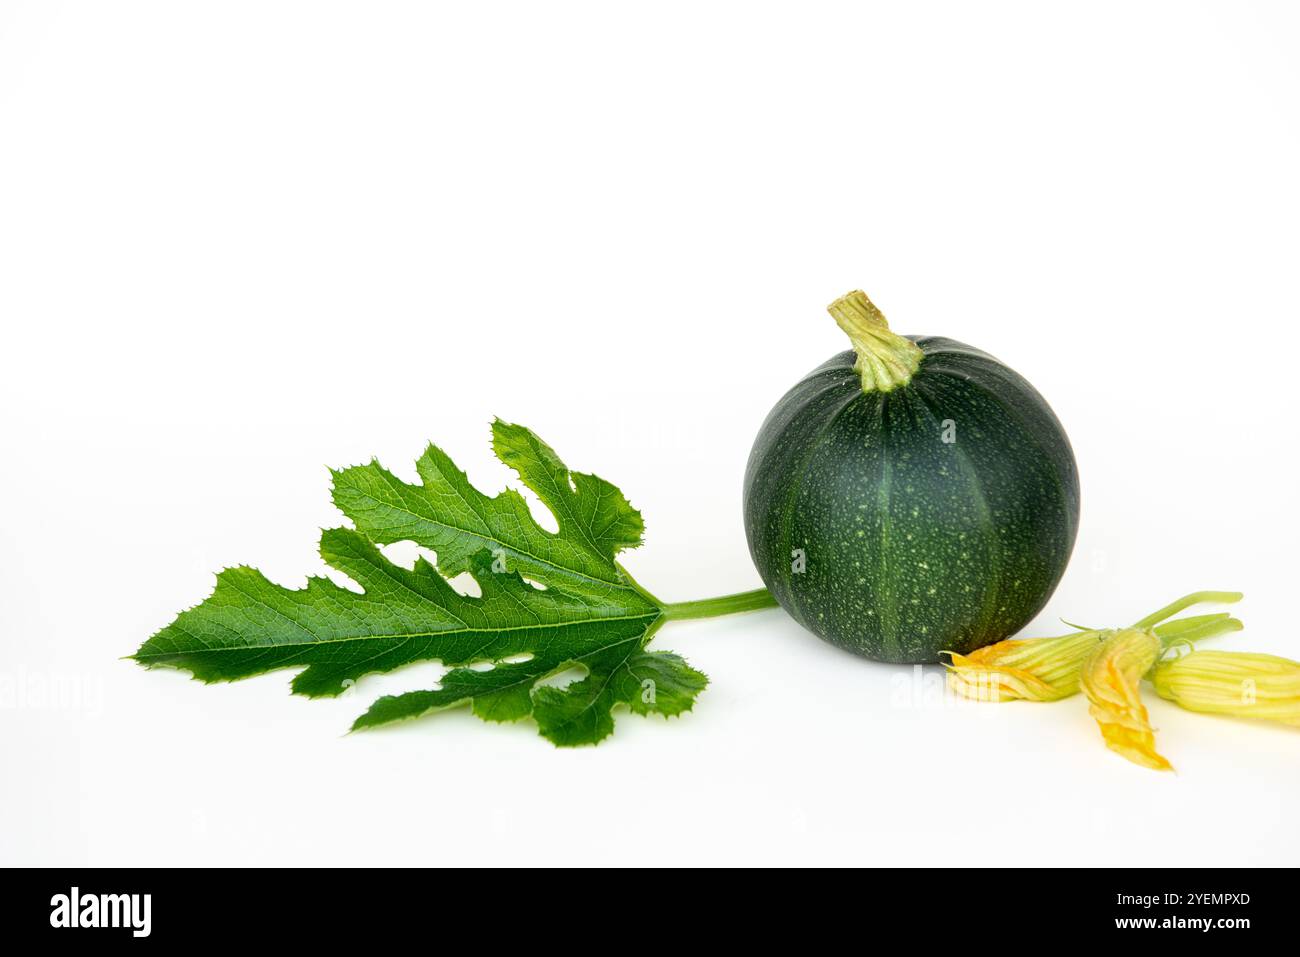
left=3, top=1, right=1298, bottom=867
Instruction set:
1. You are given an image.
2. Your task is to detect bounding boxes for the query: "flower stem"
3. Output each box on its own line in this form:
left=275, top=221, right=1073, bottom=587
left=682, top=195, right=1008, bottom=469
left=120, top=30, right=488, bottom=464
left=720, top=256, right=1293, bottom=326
left=1131, top=591, right=1242, bottom=630
left=662, top=588, right=779, bottom=621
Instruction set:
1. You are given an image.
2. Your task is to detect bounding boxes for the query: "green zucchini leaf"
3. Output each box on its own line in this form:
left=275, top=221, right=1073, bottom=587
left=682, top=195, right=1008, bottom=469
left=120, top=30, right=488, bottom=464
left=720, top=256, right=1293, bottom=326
left=133, top=420, right=704, bottom=746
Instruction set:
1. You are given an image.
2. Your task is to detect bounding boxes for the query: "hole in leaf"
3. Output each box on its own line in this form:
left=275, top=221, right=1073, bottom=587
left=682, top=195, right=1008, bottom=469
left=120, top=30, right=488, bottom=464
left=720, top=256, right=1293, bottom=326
left=521, top=578, right=548, bottom=591
left=535, top=664, right=588, bottom=691
left=322, top=568, right=365, bottom=595
left=445, top=571, right=482, bottom=598
left=516, top=487, right=559, bottom=534
left=466, top=652, right=533, bottom=673
left=378, top=541, right=439, bottom=571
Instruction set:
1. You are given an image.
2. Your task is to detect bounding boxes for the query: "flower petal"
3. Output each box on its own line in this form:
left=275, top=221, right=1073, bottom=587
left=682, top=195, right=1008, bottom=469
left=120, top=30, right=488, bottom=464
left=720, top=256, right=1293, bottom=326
left=945, top=631, right=1105, bottom=702
left=1080, top=629, right=1172, bottom=771
left=1152, top=651, right=1300, bottom=726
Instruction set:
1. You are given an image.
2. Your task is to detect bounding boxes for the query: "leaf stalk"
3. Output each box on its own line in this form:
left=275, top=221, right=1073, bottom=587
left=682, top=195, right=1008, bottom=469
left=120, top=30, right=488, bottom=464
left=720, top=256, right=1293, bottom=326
left=661, top=588, right=779, bottom=621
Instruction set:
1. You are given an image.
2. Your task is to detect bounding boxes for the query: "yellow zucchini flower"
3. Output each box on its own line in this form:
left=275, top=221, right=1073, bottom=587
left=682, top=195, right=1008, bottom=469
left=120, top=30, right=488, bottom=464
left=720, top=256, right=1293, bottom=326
left=1080, top=628, right=1171, bottom=771
left=1152, top=651, right=1300, bottom=726
left=945, top=630, right=1105, bottom=702
left=944, top=591, right=1242, bottom=705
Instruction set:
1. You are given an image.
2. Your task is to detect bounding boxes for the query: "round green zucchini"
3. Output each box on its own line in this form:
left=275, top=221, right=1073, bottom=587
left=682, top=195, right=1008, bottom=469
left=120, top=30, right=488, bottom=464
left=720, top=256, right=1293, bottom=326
left=743, top=291, right=1080, bottom=663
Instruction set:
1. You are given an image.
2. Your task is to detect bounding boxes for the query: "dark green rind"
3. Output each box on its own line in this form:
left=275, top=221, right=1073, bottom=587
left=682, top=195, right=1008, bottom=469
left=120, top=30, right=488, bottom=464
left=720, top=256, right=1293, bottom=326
left=743, top=338, right=1079, bottom=663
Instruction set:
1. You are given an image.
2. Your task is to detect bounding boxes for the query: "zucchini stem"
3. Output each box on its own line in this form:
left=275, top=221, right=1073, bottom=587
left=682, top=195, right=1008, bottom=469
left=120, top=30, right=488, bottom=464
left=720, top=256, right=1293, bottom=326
left=828, top=290, right=924, bottom=393
left=662, top=588, right=779, bottom=621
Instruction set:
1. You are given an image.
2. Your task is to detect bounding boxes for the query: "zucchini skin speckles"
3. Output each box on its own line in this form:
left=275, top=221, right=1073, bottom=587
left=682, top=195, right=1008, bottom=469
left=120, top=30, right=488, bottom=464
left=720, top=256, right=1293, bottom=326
left=743, top=338, right=1080, bottom=664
